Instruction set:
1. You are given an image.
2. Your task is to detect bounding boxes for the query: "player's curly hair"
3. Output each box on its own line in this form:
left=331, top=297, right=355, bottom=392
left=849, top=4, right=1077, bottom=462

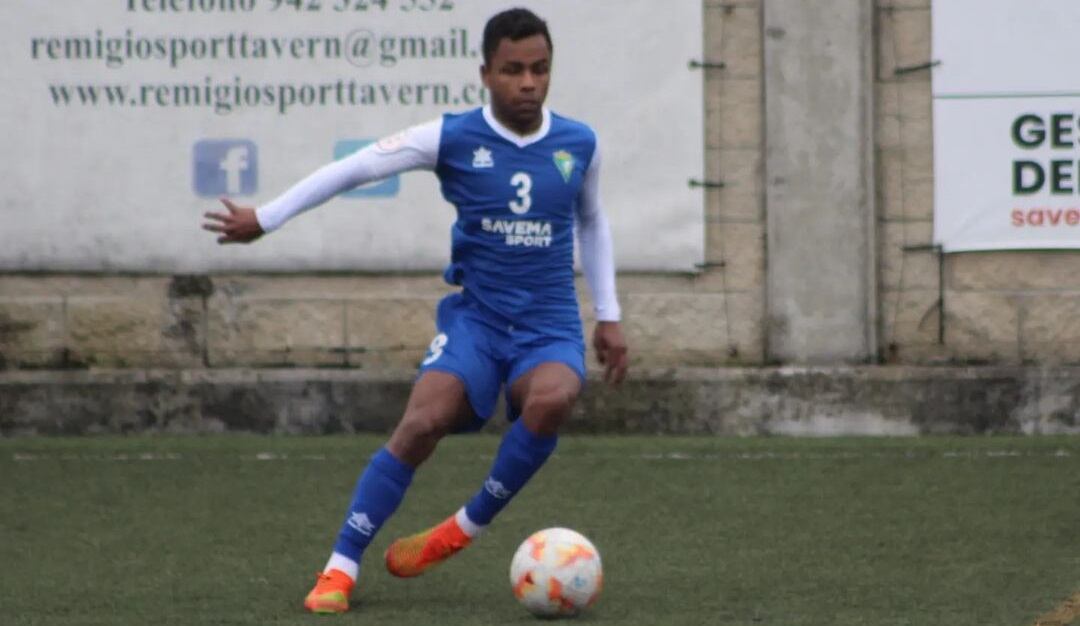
left=482, top=8, right=552, bottom=65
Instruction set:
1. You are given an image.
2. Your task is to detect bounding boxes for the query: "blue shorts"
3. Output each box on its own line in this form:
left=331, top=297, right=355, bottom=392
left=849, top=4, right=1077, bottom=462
left=418, top=292, right=586, bottom=432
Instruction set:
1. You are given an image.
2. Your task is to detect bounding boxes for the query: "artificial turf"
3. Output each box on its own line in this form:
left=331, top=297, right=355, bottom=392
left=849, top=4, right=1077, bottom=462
left=1, top=435, right=1078, bottom=625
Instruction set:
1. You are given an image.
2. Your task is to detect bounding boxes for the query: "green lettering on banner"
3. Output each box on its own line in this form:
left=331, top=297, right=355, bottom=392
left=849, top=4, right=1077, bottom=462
left=1051, top=113, right=1075, bottom=148
left=1050, top=159, right=1075, bottom=194
left=1012, top=114, right=1046, bottom=148
left=1014, top=160, right=1045, bottom=195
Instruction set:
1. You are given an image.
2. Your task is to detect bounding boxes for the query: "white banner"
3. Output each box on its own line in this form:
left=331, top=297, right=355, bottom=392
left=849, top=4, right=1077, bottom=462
left=0, top=0, right=703, bottom=272
left=932, top=0, right=1080, bottom=251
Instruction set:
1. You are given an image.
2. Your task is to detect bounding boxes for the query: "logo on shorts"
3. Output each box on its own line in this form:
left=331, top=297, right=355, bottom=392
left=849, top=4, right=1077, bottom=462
left=347, top=512, right=376, bottom=536
left=484, top=477, right=513, bottom=499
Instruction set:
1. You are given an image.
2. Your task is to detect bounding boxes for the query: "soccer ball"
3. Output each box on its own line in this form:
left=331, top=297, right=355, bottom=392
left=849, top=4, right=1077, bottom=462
left=509, top=527, right=603, bottom=617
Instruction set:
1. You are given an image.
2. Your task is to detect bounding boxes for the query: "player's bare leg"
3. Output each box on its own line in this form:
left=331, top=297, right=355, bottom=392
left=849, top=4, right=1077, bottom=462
left=387, top=371, right=476, bottom=467
left=386, top=362, right=580, bottom=578
left=304, top=372, right=473, bottom=613
left=509, top=362, right=582, bottom=436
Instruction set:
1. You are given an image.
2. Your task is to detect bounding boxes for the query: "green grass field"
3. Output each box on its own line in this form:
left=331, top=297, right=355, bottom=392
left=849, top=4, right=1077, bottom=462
left=1, top=435, right=1078, bottom=626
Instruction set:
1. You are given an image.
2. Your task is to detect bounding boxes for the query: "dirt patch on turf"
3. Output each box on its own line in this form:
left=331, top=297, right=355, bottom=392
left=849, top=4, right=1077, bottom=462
left=1034, top=590, right=1080, bottom=626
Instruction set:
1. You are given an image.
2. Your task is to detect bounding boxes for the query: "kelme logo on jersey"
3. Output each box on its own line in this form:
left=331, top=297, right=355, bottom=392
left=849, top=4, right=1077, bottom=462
left=473, top=146, right=494, bottom=168
left=553, top=150, right=575, bottom=183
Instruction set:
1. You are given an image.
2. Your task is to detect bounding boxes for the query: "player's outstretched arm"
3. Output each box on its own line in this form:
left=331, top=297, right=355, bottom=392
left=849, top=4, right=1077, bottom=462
left=205, top=118, right=443, bottom=242
left=202, top=198, right=264, bottom=244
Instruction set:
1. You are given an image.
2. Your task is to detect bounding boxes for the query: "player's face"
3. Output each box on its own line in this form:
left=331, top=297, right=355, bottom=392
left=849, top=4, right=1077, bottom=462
left=481, top=34, right=551, bottom=134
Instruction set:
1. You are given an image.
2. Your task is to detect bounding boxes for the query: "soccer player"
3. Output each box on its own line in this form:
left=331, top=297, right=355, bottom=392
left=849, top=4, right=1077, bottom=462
left=202, top=7, right=627, bottom=614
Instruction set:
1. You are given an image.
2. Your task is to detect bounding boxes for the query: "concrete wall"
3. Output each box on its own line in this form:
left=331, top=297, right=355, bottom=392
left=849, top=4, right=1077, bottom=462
left=4, top=366, right=1079, bottom=436
left=3, top=0, right=1080, bottom=379
left=763, top=0, right=876, bottom=363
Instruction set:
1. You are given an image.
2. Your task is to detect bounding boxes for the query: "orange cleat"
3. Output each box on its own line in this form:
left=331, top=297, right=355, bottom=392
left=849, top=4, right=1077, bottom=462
left=303, top=569, right=354, bottom=614
left=385, top=515, right=473, bottom=578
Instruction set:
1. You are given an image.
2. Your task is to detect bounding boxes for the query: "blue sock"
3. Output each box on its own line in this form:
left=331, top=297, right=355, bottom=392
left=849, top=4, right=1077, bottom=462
left=332, top=448, right=414, bottom=566
left=465, top=420, right=558, bottom=526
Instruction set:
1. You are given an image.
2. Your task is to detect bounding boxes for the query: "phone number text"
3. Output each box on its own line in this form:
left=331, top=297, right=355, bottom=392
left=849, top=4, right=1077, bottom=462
left=128, top=0, right=455, bottom=13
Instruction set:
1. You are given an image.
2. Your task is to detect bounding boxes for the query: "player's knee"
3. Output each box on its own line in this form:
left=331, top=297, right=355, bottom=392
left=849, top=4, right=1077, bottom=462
left=398, top=408, right=456, bottom=441
left=390, top=408, right=457, bottom=462
left=522, top=385, right=577, bottom=423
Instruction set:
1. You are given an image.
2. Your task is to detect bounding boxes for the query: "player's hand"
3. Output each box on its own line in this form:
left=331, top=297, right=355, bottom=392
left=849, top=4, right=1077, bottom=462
left=202, top=198, right=264, bottom=244
left=592, top=321, right=628, bottom=386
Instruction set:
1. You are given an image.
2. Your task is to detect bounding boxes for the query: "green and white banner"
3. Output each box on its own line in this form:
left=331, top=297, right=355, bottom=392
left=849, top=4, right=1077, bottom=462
left=933, top=0, right=1080, bottom=251
left=0, top=0, right=703, bottom=272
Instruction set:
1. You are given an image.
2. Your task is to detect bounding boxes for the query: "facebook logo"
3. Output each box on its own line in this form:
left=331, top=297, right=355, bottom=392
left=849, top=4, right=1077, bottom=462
left=193, top=140, right=258, bottom=197
left=334, top=140, right=400, bottom=198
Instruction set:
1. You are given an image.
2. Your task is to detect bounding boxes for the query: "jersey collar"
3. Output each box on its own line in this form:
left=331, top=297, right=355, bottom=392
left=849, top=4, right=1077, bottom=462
left=482, top=105, right=551, bottom=148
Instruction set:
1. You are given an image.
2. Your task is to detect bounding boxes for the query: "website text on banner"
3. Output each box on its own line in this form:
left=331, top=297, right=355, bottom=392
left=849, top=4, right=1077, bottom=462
left=1, top=0, right=703, bottom=272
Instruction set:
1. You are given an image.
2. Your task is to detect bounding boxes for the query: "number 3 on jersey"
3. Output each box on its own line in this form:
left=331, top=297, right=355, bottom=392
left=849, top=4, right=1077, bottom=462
left=422, top=333, right=448, bottom=365
left=509, top=172, right=532, bottom=215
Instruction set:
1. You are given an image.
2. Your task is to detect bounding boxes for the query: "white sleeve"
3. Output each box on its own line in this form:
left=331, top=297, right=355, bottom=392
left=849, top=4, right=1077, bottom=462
left=575, top=144, right=622, bottom=322
left=254, top=117, right=443, bottom=233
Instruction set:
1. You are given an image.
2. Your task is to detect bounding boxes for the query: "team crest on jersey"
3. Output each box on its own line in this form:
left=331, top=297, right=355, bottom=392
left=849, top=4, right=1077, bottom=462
left=553, top=150, right=575, bottom=183
left=472, top=146, right=494, bottom=168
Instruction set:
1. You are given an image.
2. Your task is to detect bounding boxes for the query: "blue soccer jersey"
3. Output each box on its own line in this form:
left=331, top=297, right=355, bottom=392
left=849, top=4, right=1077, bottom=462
left=254, top=105, right=620, bottom=420
left=255, top=105, right=619, bottom=330
left=435, top=107, right=597, bottom=338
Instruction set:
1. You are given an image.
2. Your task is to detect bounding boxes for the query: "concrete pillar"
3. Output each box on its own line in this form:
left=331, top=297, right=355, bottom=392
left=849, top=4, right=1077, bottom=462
left=763, top=0, right=877, bottom=364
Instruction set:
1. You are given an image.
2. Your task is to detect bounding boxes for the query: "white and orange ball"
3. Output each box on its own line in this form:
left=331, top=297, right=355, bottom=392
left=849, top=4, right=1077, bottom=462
left=509, top=528, right=603, bottom=617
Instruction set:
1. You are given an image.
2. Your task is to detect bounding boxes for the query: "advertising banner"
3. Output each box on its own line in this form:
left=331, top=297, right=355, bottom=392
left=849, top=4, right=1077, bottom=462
left=1, top=0, right=703, bottom=272
left=933, top=0, right=1080, bottom=251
